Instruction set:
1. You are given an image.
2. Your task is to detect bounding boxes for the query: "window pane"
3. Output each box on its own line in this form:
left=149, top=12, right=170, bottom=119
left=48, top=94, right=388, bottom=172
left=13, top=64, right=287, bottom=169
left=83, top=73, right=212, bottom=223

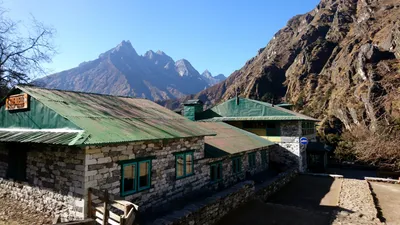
left=217, top=164, right=222, bottom=179
left=210, top=165, right=216, bottom=181
left=123, top=164, right=135, bottom=192
left=139, top=161, right=150, bottom=189
left=232, top=159, right=237, bottom=173
left=186, top=154, right=193, bottom=175
left=176, top=155, right=184, bottom=177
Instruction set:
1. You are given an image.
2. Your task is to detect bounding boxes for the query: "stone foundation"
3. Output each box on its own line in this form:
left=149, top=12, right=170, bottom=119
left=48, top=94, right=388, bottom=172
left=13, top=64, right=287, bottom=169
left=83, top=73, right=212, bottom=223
left=151, top=168, right=298, bottom=225
left=0, top=144, right=85, bottom=222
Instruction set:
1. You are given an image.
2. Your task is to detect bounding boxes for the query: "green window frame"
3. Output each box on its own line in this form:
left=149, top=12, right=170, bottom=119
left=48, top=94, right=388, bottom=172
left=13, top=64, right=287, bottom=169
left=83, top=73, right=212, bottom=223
left=248, top=153, right=256, bottom=168
left=120, top=159, right=152, bottom=197
left=232, top=157, right=242, bottom=174
left=302, top=122, right=315, bottom=135
left=210, top=162, right=223, bottom=182
left=175, top=151, right=194, bottom=179
left=261, top=150, right=267, bottom=166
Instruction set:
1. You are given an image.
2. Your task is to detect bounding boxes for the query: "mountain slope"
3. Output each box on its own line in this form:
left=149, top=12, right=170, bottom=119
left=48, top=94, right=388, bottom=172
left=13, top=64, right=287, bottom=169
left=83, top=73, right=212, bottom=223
left=163, top=0, right=400, bottom=134
left=36, top=41, right=224, bottom=101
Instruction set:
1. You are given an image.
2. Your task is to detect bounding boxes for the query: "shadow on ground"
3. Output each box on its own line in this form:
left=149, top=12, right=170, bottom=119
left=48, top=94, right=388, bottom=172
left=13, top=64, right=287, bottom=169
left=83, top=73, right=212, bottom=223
left=218, top=175, right=350, bottom=225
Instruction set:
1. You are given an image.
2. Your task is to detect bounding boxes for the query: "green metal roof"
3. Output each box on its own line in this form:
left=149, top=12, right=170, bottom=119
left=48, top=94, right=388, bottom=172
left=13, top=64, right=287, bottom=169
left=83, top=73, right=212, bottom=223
left=0, top=129, right=85, bottom=145
left=197, top=97, right=318, bottom=122
left=200, top=122, right=276, bottom=158
left=199, top=116, right=312, bottom=122
left=1, top=85, right=215, bottom=145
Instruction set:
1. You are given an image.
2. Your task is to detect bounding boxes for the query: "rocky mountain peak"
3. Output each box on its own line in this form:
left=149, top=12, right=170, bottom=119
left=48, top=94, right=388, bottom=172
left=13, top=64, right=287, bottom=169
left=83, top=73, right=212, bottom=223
left=35, top=40, right=226, bottom=102
left=100, top=40, right=138, bottom=59
left=201, top=70, right=213, bottom=78
left=175, top=59, right=198, bottom=77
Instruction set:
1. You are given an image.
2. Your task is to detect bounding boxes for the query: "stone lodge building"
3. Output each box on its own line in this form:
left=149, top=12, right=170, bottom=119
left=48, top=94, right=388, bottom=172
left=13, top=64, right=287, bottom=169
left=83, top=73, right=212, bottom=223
left=0, top=85, right=274, bottom=222
left=185, top=97, right=319, bottom=172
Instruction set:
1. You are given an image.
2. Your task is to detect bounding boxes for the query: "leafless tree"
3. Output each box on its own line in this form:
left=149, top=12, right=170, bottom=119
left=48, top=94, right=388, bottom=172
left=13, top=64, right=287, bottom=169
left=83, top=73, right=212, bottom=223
left=0, top=6, right=56, bottom=97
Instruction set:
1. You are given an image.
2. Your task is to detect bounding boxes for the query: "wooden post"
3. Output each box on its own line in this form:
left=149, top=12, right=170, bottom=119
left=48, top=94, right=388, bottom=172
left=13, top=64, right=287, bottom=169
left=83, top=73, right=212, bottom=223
left=102, top=190, right=109, bottom=225
left=87, top=188, right=92, bottom=218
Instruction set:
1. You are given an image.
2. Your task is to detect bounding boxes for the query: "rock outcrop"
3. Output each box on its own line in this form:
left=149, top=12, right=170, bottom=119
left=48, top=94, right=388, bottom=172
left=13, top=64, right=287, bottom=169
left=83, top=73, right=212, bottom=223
left=164, top=0, right=400, bottom=133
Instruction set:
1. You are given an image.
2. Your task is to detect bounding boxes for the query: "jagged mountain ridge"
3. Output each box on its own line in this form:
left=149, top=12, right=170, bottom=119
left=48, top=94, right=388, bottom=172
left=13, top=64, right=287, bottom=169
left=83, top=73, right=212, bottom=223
left=201, top=70, right=226, bottom=86
left=36, top=40, right=226, bottom=101
left=162, top=0, right=400, bottom=133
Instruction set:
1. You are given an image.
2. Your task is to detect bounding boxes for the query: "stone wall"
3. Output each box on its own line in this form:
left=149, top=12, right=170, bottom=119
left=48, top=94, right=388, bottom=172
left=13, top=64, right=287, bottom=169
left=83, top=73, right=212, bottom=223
left=274, top=121, right=308, bottom=172
left=151, top=169, right=298, bottom=225
left=153, top=181, right=255, bottom=225
left=83, top=137, right=209, bottom=214
left=84, top=138, right=270, bottom=216
left=210, top=148, right=269, bottom=188
left=255, top=168, right=298, bottom=200
left=0, top=147, right=7, bottom=177
left=0, top=144, right=86, bottom=222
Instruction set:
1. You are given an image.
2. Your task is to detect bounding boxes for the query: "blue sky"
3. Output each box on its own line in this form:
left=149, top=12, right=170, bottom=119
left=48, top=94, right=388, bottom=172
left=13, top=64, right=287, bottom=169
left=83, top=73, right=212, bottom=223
left=3, top=0, right=320, bottom=78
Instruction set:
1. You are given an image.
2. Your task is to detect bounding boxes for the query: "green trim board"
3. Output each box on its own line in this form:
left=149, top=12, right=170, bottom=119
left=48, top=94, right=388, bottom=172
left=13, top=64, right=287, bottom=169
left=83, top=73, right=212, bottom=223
left=120, top=159, right=152, bottom=197
left=232, top=157, right=242, bottom=174
left=0, top=85, right=216, bottom=145
left=210, top=161, right=223, bottom=182
left=261, top=150, right=267, bottom=166
left=175, top=151, right=194, bottom=179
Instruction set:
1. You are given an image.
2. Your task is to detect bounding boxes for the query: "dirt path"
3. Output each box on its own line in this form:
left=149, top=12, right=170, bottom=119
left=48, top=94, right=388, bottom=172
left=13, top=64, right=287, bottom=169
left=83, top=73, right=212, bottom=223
left=370, top=182, right=400, bottom=225
left=0, top=193, right=52, bottom=225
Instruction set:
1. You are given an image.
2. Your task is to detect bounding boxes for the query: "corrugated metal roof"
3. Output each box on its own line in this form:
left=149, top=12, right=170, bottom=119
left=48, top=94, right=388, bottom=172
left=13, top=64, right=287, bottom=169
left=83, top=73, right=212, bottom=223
left=199, top=116, right=315, bottom=122
left=13, top=85, right=215, bottom=145
left=0, top=129, right=85, bottom=145
left=197, top=97, right=319, bottom=122
left=184, top=99, right=203, bottom=105
left=199, top=122, right=275, bottom=158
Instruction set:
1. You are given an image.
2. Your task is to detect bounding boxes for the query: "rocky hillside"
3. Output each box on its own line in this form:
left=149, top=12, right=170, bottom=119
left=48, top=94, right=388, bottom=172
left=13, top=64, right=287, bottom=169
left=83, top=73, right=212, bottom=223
left=164, top=0, right=400, bottom=134
left=35, top=41, right=225, bottom=101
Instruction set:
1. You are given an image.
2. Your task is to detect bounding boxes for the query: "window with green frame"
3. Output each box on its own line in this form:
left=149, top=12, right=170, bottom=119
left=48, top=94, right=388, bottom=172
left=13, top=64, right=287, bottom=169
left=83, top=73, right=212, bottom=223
left=248, top=153, right=256, bottom=168
left=302, top=122, right=315, bottom=135
left=175, top=151, right=194, bottom=179
left=210, top=162, right=223, bottom=182
left=121, top=159, right=152, bottom=196
left=261, top=150, right=267, bottom=166
left=232, top=157, right=242, bottom=174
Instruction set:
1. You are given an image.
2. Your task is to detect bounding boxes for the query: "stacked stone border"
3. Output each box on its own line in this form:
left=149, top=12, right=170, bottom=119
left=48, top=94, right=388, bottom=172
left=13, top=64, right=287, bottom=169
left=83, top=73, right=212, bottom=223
left=365, top=177, right=400, bottom=184
left=151, top=168, right=298, bottom=225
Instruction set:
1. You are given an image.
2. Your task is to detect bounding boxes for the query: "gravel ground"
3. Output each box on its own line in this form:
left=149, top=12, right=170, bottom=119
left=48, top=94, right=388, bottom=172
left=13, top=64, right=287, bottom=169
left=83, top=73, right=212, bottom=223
left=0, top=193, right=52, bottom=225
left=331, top=179, right=383, bottom=225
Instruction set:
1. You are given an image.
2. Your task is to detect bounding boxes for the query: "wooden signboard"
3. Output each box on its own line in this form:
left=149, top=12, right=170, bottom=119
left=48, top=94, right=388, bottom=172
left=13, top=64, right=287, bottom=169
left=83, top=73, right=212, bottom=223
left=5, top=93, right=29, bottom=111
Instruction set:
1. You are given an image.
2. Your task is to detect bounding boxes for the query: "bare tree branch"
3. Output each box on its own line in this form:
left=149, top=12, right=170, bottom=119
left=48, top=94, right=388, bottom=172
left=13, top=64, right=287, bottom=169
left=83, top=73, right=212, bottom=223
left=0, top=5, right=56, bottom=96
